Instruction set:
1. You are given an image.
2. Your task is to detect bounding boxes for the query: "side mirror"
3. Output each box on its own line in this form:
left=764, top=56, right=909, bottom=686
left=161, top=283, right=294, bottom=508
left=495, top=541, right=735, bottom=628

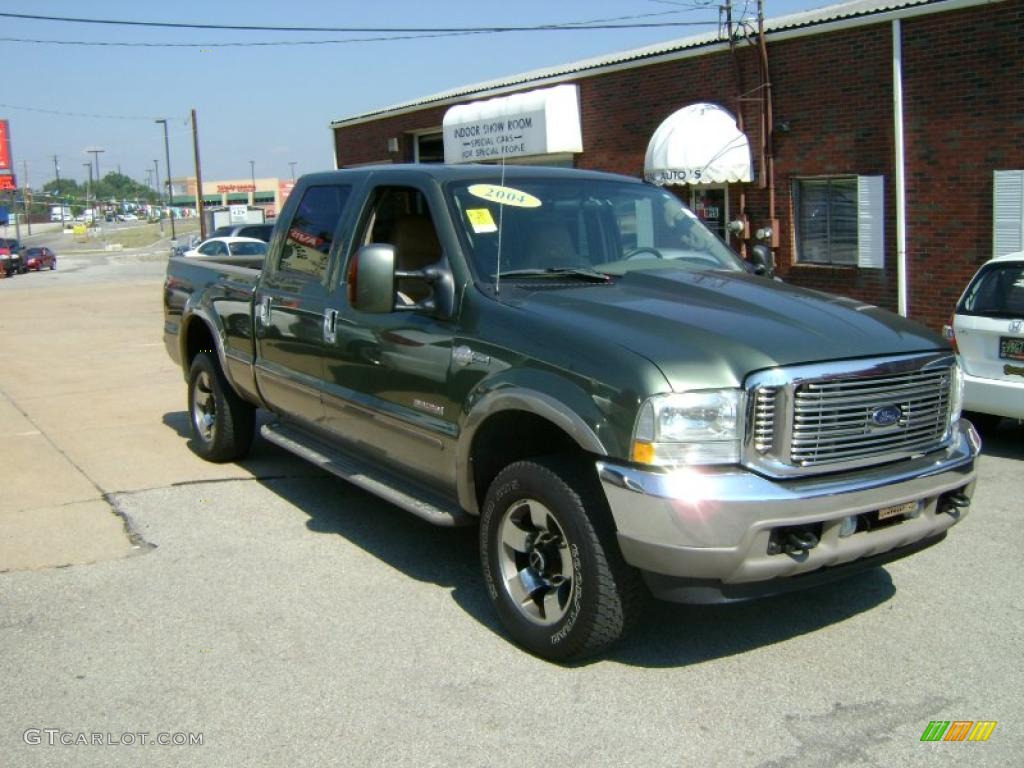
left=349, top=244, right=397, bottom=314
left=396, top=261, right=455, bottom=320
left=348, top=245, right=456, bottom=320
left=750, top=244, right=775, bottom=278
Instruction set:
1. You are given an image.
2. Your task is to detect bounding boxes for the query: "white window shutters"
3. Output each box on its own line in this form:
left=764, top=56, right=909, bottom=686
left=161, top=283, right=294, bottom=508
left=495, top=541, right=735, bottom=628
left=993, top=170, right=1024, bottom=258
left=856, top=175, right=884, bottom=269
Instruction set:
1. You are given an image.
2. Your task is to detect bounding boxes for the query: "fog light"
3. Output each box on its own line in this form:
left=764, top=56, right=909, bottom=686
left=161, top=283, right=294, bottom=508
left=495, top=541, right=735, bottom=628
left=838, top=515, right=858, bottom=537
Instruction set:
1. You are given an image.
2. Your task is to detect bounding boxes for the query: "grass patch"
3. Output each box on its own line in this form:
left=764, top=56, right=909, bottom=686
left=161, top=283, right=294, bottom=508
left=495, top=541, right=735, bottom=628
left=91, top=220, right=201, bottom=249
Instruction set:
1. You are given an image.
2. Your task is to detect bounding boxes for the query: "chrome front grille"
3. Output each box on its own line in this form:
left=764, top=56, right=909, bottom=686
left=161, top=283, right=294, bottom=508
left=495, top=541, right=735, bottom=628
left=753, top=388, right=777, bottom=452
left=746, top=353, right=956, bottom=477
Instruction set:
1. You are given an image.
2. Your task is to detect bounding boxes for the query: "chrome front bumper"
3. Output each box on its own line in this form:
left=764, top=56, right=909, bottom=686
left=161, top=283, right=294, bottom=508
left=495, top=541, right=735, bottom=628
left=598, top=420, right=980, bottom=599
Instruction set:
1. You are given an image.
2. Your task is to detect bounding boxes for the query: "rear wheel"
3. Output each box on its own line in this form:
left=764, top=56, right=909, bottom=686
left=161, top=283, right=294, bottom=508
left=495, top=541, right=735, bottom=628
left=187, top=352, right=255, bottom=462
left=480, top=457, right=645, bottom=661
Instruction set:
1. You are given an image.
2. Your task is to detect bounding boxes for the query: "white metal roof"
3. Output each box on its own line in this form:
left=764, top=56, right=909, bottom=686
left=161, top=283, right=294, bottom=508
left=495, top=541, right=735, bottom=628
left=330, top=0, right=992, bottom=128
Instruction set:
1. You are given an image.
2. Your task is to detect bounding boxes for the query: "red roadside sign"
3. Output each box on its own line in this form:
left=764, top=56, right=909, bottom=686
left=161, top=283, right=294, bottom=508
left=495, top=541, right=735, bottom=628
left=0, top=120, right=11, bottom=172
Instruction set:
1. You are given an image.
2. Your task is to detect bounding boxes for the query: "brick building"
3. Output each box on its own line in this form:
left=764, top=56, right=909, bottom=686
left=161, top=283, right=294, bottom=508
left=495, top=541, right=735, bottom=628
left=330, top=0, right=1023, bottom=331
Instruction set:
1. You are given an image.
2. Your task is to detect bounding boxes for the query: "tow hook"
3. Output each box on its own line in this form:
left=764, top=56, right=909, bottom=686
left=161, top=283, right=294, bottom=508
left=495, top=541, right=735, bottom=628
left=768, top=526, right=821, bottom=559
left=940, top=491, right=971, bottom=520
left=783, top=530, right=819, bottom=558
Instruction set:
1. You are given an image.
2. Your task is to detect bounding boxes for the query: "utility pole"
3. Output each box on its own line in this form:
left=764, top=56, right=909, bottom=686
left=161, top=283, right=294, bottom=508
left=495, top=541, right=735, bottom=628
left=83, top=162, right=93, bottom=218
left=22, top=160, right=31, bottom=235
left=52, top=155, right=66, bottom=227
left=155, top=119, right=176, bottom=239
left=192, top=109, right=206, bottom=240
left=289, top=161, right=296, bottom=181
left=87, top=148, right=104, bottom=183
left=249, top=160, right=256, bottom=205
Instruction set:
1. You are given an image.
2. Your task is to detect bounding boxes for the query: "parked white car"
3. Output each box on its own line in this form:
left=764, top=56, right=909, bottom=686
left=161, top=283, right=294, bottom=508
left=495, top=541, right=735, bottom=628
left=183, top=236, right=268, bottom=259
left=948, top=251, right=1024, bottom=430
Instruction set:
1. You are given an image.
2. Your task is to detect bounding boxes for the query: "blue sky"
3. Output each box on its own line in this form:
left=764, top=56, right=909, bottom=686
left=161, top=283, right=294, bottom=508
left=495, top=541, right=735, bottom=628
left=2, top=0, right=827, bottom=188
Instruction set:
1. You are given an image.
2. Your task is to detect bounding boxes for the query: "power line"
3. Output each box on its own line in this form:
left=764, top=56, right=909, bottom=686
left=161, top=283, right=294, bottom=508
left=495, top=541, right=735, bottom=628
left=0, top=32, right=488, bottom=48
left=0, top=102, right=167, bottom=121
left=0, top=10, right=720, bottom=34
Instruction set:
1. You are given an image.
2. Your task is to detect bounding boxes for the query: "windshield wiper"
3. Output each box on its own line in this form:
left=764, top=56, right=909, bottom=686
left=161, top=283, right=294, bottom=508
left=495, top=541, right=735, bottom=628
left=494, top=267, right=611, bottom=282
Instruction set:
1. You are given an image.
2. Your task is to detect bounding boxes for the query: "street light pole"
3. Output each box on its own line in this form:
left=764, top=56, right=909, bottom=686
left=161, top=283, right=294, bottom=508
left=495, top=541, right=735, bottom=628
left=155, top=119, right=175, bottom=239
left=289, top=161, right=296, bottom=181
left=152, top=158, right=162, bottom=234
left=249, top=160, right=256, bottom=205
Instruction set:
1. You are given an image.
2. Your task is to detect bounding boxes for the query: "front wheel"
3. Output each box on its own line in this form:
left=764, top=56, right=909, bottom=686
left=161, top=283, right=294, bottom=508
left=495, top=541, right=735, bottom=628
left=187, top=351, right=255, bottom=462
left=480, top=458, right=644, bottom=661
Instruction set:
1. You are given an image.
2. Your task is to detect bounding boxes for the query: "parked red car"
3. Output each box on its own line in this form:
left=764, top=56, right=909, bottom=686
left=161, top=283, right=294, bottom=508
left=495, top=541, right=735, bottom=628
left=23, top=247, right=57, bottom=271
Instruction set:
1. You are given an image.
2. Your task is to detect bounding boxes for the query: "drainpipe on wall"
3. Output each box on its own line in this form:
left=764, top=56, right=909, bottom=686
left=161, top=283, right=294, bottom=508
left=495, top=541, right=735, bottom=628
left=892, top=19, right=909, bottom=317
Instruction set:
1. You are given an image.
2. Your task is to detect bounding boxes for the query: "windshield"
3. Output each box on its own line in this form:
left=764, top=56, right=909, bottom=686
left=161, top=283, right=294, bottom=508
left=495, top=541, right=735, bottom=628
left=958, top=262, right=1024, bottom=318
left=446, top=177, right=745, bottom=284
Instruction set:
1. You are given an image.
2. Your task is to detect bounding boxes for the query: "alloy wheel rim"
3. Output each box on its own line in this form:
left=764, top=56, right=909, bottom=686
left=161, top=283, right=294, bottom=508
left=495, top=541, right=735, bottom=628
left=497, top=499, right=574, bottom=626
left=192, top=371, right=217, bottom=443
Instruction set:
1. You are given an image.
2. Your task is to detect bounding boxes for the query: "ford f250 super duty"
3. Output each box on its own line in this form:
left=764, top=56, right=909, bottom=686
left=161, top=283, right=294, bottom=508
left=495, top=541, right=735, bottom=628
left=163, top=165, right=980, bottom=660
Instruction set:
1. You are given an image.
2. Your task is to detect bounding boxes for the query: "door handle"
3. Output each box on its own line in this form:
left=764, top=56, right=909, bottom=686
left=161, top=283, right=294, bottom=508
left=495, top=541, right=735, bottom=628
left=323, top=309, right=338, bottom=343
left=258, top=295, right=273, bottom=325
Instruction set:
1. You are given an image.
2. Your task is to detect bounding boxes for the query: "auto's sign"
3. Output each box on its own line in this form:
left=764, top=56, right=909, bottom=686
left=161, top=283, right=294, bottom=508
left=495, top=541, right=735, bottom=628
left=0, top=174, right=16, bottom=191
left=0, top=120, right=11, bottom=172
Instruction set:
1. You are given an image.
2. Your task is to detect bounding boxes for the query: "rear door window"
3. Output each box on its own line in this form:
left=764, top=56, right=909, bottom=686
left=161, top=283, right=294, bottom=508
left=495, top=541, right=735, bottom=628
left=277, top=185, right=352, bottom=281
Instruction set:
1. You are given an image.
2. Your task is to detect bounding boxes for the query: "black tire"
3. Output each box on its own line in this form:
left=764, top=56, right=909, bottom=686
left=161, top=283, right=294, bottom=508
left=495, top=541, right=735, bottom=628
left=187, top=351, right=255, bottom=462
left=480, top=457, right=645, bottom=661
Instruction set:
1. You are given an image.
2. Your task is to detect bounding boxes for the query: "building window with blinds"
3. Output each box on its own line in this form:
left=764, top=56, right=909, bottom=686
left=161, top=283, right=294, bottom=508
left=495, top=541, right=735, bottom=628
left=794, top=176, right=884, bottom=269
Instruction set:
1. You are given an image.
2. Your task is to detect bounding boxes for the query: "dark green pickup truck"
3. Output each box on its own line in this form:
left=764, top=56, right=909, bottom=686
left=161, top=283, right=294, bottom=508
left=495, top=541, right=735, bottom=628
left=164, top=164, right=979, bottom=660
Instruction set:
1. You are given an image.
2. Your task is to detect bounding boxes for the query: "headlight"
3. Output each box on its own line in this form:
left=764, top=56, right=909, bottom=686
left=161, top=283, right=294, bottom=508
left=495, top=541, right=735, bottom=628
left=632, top=389, right=744, bottom=467
left=947, top=362, right=963, bottom=436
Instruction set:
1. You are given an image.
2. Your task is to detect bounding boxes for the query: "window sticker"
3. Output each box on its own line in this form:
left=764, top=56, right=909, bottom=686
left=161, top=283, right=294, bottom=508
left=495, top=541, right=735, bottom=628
left=468, top=184, right=542, bottom=208
left=466, top=208, right=498, bottom=234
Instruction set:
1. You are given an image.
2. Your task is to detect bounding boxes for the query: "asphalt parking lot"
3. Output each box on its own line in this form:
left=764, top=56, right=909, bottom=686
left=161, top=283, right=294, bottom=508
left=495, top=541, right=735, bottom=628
left=1, top=240, right=1022, bottom=767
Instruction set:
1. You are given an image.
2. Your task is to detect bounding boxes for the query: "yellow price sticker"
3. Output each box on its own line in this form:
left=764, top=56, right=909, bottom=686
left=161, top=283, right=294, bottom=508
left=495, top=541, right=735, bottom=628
left=466, top=208, right=498, bottom=233
left=467, top=184, right=542, bottom=208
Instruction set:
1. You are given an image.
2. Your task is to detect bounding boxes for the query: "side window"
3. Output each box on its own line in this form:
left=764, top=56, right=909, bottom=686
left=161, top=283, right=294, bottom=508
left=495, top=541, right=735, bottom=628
left=278, top=185, right=351, bottom=280
left=198, top=241, right=221, bottom=256
left=356, top=186, right=442, bottom=302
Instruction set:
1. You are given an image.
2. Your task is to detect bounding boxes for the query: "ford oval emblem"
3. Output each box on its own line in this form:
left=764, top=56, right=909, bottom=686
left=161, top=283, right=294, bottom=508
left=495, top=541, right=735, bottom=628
left=871, top=405, right=902, bottom=427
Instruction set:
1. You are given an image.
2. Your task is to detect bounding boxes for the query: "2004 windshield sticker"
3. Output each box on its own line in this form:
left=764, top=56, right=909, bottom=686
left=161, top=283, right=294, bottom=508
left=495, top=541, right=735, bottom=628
left=467, top=184, right=542, bottom=208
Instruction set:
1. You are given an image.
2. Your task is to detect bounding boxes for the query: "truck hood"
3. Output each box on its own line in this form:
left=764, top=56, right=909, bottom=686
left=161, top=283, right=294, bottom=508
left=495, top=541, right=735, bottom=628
left=511, top=268, right=946, bottom=389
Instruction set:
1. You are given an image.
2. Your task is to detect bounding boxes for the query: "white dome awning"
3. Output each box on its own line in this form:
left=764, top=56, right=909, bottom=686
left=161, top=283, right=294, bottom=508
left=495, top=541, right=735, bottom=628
left=644, top=103, right=753, bottom=186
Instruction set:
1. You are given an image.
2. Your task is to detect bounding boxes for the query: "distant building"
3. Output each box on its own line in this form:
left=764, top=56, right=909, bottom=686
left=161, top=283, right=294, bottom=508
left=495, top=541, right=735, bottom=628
left=169, top=176, right=296, bottom=219
left=329, top=0, right=1023, bottom=331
